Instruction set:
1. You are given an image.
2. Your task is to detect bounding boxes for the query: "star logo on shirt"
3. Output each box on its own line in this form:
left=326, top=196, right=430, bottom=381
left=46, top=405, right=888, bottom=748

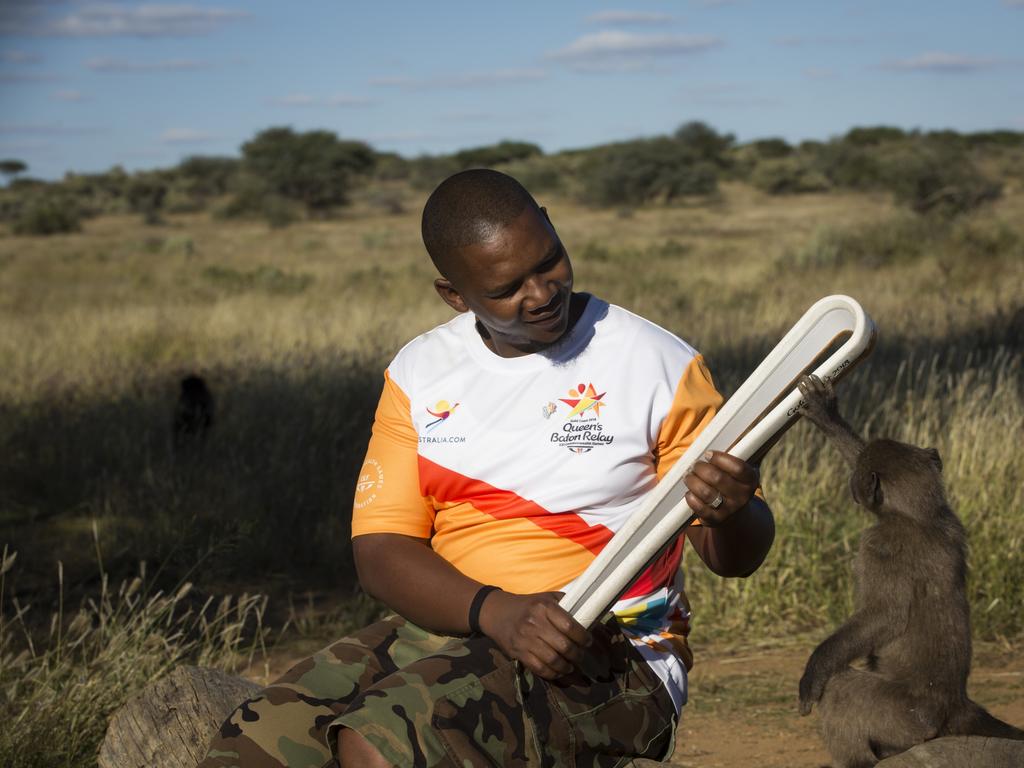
left=559, top=383, right=606, bottom=419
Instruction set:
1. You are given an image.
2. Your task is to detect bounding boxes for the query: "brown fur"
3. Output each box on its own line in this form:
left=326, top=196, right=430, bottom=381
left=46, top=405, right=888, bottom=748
left=796, top=374, right=1023, bottom=768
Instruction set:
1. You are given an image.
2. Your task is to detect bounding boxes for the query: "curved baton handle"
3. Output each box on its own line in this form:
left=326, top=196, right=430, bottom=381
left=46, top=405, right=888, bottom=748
left=559, top=294, right=877, bottom=629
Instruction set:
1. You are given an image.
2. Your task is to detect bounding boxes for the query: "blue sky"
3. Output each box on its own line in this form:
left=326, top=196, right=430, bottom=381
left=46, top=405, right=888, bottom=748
left=1, top=1, right=1023, bottom=180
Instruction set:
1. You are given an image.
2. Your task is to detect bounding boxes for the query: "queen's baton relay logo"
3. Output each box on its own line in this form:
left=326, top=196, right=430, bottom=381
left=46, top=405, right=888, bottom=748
left=549, top=382, right=614, bottom=453
left=420, top=399, right=467, bottom=444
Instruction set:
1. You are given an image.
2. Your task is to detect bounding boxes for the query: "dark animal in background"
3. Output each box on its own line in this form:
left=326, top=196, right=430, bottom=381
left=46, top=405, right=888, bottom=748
left=795, top=373, right=1024, bottom=768
left=173, top=374, right=214, bottom=449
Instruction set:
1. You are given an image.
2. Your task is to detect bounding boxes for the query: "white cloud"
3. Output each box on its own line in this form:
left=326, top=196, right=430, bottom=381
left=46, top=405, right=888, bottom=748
left=584, top=11, right=673, bottom=25
left=53, top=89, right=86, bottom=101
left=369, top=68, right=546, bottom=90
left=547, top=31, right=722, bottom=72
left=882, top=51, right=1000, bottom=73
left=51, top=4, right=248, bottom=38
left=160, top=128, right=216, bottom=144
left=86, top=56, right=212, bottom=72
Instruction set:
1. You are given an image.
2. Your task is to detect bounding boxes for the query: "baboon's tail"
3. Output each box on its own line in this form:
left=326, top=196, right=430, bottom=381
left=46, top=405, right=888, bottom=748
left=950, top=700, right=1024, bottom=740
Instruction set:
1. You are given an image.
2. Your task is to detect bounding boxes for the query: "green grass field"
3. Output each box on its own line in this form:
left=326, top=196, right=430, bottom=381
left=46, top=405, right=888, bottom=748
left=1, top=179, right=1022, bottom=765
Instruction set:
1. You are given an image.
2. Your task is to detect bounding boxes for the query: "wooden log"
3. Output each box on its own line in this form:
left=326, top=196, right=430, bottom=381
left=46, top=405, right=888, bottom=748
left=98, top=665, right=260, bottom=768
left=876, top=735, right=1024, bottom=767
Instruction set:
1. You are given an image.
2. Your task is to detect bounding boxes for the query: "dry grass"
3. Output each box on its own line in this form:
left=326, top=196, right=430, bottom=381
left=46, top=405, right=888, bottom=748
left=0, top=179, right=1022, bottom=765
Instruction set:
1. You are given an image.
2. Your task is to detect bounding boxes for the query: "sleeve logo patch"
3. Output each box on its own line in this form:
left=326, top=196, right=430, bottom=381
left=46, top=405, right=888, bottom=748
left=354, top=458, right=384, bottom=509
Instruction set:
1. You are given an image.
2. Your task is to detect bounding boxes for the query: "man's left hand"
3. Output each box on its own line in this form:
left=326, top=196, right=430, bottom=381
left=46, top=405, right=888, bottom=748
left=683, top=450, right=759, bottom=526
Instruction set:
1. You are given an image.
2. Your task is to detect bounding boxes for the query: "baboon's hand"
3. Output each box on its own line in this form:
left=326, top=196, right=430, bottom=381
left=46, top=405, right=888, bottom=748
left=797, top=374, right=839, bottom=430
left=798, top=662, right=827, bottom=716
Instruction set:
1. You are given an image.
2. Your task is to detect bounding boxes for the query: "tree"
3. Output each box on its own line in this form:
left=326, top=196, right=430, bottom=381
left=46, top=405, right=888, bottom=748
left=674, top=121, right=735, bottom=167
left=0, top=159, right=27, bottom=183
left=240, top=127, right=375, bottom=213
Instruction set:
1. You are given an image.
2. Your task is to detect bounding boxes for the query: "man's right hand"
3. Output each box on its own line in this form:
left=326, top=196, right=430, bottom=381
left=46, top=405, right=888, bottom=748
left=477, top=590, right=590, bottom=680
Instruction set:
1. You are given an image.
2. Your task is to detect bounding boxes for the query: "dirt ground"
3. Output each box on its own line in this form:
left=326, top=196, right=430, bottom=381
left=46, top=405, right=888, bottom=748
left=252, top=636, right=1023, bottom=768
left=664, top=639, right=1024, bottom=768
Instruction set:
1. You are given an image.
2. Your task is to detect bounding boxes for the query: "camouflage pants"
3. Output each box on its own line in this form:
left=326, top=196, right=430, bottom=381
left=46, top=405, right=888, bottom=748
left=199, top=614, right=677, bottom=768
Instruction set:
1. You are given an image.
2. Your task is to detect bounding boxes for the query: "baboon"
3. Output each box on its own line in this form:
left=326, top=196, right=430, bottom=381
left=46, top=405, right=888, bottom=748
left=796, top=373, right=1023, bottom=768
left=173, top=374, right=214, bottom=448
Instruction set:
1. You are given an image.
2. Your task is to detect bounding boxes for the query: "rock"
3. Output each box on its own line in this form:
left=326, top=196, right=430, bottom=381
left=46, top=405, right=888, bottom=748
left=98, top=665, right=259, bottom=768
left=876, top=735, right=1024, bottom=767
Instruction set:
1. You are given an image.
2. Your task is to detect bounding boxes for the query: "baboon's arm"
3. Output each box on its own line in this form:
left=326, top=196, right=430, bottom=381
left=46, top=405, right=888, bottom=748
left=797, top=374, right=864, bottom=468
left=798, top=607, right=901, bottom=715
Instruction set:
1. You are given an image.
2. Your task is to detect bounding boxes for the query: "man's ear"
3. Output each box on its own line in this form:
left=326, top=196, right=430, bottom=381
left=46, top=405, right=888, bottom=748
left=434, top=278, right=469, bottom=313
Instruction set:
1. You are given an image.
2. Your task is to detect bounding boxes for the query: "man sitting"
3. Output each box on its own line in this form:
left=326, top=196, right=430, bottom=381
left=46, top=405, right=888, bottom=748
left=200, top=168, right=773, bottom=767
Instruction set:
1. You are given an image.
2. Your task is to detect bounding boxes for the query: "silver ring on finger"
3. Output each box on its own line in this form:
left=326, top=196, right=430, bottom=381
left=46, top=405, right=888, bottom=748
left=709, top=492, right=724, bottom=510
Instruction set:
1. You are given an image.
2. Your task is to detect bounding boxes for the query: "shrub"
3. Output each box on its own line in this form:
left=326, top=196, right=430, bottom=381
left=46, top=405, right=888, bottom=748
left=216, top=173, right=300, bottom=227
left=408, top=154, right=462, bottom=191
left=454, top=140, right=542, bottom=168
left=577, top=136, right=719, bottom=206
left=782, top=214, right=933, bottom=269
left=240, top=127, right=375, bottom=214
left=11, top=196, right=81, bottom=235
left=498, top=156, right=564, bottom=195
left=750, top=157, right=830, bottom=195
left=809, top=141, right=887, bottom=189
left=176, top=155, right=241, bottom=199
left=843, top=125, right=907, bottom=146
left=126, top=173, right=169, bottom=224
left=883, top=143, right=1001, bottom=217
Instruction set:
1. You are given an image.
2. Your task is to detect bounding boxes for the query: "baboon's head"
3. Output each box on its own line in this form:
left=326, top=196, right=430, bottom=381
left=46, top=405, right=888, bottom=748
left=851, top=438, right=945, bottom=519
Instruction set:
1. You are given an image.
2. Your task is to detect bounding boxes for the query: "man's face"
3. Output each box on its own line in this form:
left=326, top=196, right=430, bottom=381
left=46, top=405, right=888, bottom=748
left=434, top=205, right=574, bottom=357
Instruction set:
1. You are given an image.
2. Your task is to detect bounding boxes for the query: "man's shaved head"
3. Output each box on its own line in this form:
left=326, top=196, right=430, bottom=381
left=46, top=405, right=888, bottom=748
left=421, top=169, right=541, bottom=277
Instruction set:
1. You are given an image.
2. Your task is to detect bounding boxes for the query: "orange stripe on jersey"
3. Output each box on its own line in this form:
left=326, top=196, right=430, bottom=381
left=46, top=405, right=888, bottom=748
left=427, top=499, right=596, bottom=593
left=418, top=455, right=614, bottom=554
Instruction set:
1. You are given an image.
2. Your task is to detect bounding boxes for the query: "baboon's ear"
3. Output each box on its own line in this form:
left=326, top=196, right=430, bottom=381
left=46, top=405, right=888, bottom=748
left=926, top=447, right=943, bottom=472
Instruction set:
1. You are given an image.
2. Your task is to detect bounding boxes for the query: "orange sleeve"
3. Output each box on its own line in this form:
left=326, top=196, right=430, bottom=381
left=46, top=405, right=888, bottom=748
left=351, top=371, right=435, bottom=539
left=655, top=356, right=766, bottom=522
left=654, top=355, right=724, bottom=482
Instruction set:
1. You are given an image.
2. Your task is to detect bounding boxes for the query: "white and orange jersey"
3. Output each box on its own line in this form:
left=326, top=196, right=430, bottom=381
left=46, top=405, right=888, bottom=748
left=352, top=294, right=723, bottom=711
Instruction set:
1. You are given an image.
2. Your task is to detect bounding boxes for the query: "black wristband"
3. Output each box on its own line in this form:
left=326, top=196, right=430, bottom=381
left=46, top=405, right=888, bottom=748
left=468, top=585, right=501, bottom=635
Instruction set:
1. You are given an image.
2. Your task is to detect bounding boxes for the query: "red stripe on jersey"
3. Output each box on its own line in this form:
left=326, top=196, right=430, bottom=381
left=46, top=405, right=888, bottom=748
left=418, top=456, right=685, bottom=594
left=418, top=455, right=613, bottom=554
left=620, top=537, right=684, bottom=598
